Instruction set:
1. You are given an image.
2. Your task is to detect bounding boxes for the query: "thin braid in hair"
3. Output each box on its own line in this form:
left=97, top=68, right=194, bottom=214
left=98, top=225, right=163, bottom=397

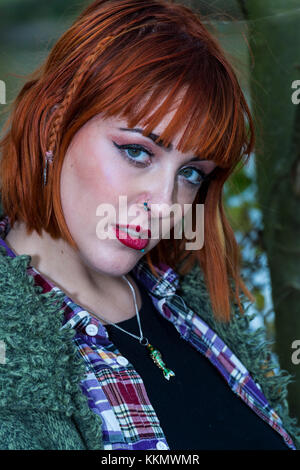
left=43, top=23, right=158, bottom=185
left=45, top=36, right=115, bottom=170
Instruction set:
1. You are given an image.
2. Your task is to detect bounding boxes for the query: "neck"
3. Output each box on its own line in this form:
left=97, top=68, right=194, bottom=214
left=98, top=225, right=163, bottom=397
left=4, top=220, right=143, bottom=324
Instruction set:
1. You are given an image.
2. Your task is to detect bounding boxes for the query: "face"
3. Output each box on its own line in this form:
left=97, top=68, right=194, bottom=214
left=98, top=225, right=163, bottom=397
left=60, top=108, right=216, bottom=277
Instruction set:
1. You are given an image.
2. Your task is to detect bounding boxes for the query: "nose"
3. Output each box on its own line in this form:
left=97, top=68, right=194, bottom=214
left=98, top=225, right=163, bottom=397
left=145, top=177, right=184, bottom=239
left=147, top=178, right=176, bottom=220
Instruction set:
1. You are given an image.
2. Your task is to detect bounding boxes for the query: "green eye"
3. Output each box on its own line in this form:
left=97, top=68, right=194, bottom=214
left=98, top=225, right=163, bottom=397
left=127, top=148, right=145, bottom=158
left=113, top=141, right=153, bottom=167
left=179, top=167, right=206, bottom=186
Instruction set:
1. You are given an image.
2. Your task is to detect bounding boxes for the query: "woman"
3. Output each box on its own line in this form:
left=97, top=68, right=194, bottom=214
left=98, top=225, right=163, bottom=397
left=0, top=0, right=299, bottom=450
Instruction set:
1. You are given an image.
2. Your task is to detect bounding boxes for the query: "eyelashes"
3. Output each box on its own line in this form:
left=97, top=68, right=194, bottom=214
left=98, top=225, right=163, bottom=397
left=113, top=142, right=153, bottom=167
left=112, top=141, right=207, bottom=187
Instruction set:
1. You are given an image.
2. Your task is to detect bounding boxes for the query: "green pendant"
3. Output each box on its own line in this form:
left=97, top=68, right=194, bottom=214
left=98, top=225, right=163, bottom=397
left=146, top=343, right=175, bottom=380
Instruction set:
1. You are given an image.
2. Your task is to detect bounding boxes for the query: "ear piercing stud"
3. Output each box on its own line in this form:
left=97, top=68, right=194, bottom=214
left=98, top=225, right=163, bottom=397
left=43, top=150, right=54, bottom=187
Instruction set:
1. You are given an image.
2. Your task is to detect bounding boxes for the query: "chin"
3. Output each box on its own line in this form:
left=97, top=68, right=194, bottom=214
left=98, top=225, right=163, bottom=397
left=87, top=249, right=141, bottom=277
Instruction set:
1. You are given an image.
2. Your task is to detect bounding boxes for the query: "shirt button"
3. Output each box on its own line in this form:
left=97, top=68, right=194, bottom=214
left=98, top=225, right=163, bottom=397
left=85, top=324, right=98, bottom=336
left=116, top=356, right=129, bottom=366
left=156, top=441, right=168, bottom=450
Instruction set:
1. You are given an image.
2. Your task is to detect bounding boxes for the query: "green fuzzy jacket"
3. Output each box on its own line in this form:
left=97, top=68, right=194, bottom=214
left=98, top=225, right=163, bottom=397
left=0, top=208, right=300, bottom=450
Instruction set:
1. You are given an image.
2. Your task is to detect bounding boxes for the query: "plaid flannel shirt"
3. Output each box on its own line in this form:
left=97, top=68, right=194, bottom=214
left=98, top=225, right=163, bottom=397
left=0, top=214, right=296, bottom=450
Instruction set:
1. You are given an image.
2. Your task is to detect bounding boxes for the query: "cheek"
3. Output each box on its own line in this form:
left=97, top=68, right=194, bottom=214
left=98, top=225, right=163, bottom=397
left=62, top=133, right=130, bottom=209
left=177, top=183, right=199, bottom=206
left=171, top=185, right=199, bottom=226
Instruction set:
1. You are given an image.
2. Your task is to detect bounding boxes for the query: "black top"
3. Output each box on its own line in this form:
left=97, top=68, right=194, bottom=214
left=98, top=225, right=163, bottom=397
left=105, top=275, right=289, bottom=450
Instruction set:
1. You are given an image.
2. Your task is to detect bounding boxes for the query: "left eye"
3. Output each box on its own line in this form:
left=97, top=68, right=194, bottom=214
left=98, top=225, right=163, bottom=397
left=178, top=167, right=206, bottom=186
left=113, top=141, right=206, bottom=186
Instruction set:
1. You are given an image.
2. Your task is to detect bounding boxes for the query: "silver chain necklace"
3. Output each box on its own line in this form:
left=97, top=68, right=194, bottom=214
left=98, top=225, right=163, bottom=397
left=96, top=274, right=175, bottom=381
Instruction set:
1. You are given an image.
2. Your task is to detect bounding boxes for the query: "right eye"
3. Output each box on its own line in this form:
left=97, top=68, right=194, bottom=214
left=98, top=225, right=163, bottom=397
left=113, top=141, right=154, bottom=167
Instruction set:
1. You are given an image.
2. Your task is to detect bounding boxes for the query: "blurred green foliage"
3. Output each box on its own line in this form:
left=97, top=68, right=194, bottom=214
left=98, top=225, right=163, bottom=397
left=0, top=0, right=87, bottom=24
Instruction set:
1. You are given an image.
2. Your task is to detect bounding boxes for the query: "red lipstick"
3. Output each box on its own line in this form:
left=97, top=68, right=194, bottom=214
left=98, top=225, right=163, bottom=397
left=114, top=225, right=150, bottom=251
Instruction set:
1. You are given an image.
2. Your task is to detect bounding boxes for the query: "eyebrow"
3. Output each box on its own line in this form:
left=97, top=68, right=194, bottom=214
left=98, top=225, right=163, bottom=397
left=118, top=127, right=202, bottom=163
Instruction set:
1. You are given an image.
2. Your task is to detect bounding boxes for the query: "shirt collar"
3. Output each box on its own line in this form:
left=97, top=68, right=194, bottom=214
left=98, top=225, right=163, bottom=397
left=131, top=259, right=180, bottom=298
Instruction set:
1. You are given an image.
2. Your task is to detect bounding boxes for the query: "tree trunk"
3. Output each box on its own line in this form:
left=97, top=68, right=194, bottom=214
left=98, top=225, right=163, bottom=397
left=241, top=0, right=300, bottom=421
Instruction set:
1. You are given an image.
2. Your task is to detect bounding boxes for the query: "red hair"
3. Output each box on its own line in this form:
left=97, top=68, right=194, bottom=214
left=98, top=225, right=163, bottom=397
left=0, top=0, right=255, bottom=322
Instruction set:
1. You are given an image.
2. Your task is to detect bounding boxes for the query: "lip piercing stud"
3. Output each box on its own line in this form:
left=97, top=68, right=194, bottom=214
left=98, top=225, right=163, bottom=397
left=140, top=202, right=150, bottom=252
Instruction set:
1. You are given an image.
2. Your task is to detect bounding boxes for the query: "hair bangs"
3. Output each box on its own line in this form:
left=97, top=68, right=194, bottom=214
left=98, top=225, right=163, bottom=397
left=95, top=43, right=249, bottom=173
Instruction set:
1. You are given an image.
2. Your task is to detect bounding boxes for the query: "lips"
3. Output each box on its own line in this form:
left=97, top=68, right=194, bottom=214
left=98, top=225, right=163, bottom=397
left=117, top=224, right=151, bottom=238
left=114, top=225, right=151, bottom=251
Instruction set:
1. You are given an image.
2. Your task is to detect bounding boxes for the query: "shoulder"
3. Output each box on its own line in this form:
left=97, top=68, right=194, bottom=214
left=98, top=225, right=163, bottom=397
left=0, top=245, right=66, bottom=343
left=0, top=245, right=86, bottom=413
